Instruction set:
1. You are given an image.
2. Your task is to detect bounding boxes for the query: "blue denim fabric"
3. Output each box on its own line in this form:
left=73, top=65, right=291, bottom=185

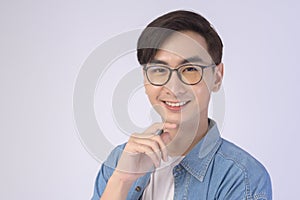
left=91, top=120, right=272, bottom=200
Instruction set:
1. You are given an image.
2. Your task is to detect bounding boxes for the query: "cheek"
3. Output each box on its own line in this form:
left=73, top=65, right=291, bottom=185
left=144, top=80, right=153, bottom=94
left=202, top=72, right=215, bottom=91
left=144, top=84, right=160, bottom=102
left=192, top=85, right=211, bottom=106
left=144, top=86, right=166, bottom=116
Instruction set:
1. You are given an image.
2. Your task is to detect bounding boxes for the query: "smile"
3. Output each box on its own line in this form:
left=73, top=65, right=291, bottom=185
left=164, top=101, right=189, bottom=107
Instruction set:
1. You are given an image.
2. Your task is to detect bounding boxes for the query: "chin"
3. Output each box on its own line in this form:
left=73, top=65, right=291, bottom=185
left=162, top=115, right=192, bottom=125
left=156, top=105, right=200, bottom=124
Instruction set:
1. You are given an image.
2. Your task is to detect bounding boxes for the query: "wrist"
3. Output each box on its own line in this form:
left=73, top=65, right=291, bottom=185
left=110, top=171, right=136, bottom=186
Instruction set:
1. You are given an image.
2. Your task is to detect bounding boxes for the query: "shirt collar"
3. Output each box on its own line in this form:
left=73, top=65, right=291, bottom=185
left=180, top=119, right=222, bottom=182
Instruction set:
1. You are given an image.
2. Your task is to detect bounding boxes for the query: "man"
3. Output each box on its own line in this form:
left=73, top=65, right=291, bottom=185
left=92, top=10, right=272, bottom=200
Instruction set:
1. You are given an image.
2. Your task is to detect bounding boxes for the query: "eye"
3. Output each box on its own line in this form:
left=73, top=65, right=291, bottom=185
left=182, top=66, right=200, bottom=72
left=155, top=68, right=167, bottom=73
left=148, top=66, right=168, bottom=74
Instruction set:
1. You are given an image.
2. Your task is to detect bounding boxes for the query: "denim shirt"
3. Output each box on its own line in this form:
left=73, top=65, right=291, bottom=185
left=91, top=120, right=272, bottom=200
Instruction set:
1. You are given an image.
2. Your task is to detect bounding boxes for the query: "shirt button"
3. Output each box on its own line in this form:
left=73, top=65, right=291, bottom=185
left=135, top=186, right=141, bottom=192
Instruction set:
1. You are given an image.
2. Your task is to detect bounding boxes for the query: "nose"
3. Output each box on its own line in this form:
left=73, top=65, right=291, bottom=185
left=163, top=71, right=187, bottom=97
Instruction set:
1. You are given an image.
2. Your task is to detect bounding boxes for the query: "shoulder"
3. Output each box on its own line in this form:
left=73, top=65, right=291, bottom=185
left=217, top=139, right=268, bottom=176
left=215, top=138, right=272, bottom=199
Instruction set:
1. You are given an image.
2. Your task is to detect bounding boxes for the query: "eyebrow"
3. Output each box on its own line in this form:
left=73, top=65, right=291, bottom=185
left=148, top=56, right=205, bottom=65
left=148, top=59, right=168, bottom=65
left=180, top=56, right=205, bottom=64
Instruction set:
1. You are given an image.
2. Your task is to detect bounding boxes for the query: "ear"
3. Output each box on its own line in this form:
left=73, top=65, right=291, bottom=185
left=212, top=63, right=224, bottom=92
left=143, top=68, right=150, bottom=95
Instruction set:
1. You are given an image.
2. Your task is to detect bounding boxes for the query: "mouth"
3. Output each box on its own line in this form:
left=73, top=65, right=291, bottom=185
left=162, top=100, right=190, bottom=111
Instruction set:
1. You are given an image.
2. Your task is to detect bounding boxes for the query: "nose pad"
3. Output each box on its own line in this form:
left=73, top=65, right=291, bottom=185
left=163, top=71, right=187, bottom=97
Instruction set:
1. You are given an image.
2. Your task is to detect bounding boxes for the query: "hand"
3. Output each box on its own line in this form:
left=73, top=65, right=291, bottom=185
left=113, top=122, right=177, bottom=183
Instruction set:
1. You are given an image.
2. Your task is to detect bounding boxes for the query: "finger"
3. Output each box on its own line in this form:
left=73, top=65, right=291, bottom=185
left=151, top=135, right=168, bottom=162
left=154, top=122, right=177, bottom=131
left=135, top=133, right=168, bottom=162
left=126, top=139, right=161, bottom=164
left=130, top=133, right=166, bottom=162
left=118, top=142, right=153, bottom=174
left=143, top=123, right=164, bottom=136
left=132, top=138, right=162, bottom=165
left=142, top=122, right=176, bottom=137
left=134, top=142, right=161, bottom=167
left=163, top=122, right=177, bottom=130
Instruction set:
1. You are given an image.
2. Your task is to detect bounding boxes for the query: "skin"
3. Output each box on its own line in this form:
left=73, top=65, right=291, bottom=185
left=101, top=31, right=224, bottom=200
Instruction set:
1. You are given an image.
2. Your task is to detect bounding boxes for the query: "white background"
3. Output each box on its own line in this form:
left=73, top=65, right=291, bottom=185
left=1, top=0, right=299, bottom=199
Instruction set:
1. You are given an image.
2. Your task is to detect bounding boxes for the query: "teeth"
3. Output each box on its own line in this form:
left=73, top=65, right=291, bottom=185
left=165, top=101, right=187, bottom=107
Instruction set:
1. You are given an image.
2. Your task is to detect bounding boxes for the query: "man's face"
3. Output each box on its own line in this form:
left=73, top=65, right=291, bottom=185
left=144, top=31, right=223, bottom=126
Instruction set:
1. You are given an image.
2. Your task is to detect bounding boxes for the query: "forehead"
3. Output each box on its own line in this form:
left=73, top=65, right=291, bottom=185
left=154, top=31, right=212, bottom=65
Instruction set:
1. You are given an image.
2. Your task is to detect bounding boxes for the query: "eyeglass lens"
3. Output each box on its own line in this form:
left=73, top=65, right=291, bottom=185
left=146, top=65, right=203, bottom=85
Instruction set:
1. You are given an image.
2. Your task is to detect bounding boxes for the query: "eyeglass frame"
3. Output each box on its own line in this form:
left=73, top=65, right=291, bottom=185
left=143, top=63, right=216, bottom=86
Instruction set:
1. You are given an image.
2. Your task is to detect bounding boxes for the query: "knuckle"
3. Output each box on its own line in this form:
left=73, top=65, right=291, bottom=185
left=152, top=135, right=163, bottom=144
left=131, top=133, right=140, bottom=138
left=152, top=122, right=162, bottom=129
left=149, top=140, right=158, bottom=147
left=153, top=122, right=160, bottom=126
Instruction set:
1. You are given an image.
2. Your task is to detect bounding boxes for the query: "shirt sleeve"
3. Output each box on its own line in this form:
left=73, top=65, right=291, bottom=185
left=219, top=163, right=272, bottom=200
left=250, top=169, right=272, bottom=200
left=90, top=144, right=125, bottom=200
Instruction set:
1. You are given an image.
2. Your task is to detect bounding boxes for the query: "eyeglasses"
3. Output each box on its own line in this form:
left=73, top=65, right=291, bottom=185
left=143, top=63, right=215, bottom=86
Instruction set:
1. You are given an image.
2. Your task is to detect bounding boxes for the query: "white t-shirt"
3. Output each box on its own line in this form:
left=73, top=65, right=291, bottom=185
left=141, top=156, right=184, bottom=200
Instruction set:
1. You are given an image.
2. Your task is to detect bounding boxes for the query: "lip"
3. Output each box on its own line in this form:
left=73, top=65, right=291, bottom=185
left=161, top=100, right=190, bottom=111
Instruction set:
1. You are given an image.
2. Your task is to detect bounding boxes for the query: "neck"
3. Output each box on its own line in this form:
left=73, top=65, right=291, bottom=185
left=182, top=116, right=209, bottom=155
left=166, top=113, right=209, bottom=156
